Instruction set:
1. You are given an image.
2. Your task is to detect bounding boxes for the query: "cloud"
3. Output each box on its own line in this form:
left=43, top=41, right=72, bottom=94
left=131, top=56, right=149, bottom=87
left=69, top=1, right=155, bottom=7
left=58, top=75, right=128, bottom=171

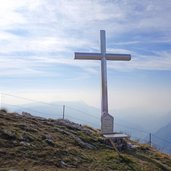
left=132, top=51, right=171, bottom=70
left=0, top=0, right=171, bottom=78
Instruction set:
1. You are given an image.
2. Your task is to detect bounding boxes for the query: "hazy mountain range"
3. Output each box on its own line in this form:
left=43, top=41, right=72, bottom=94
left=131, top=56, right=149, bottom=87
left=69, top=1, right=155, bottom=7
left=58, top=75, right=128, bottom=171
left=152, top=122, right=171, bottom=154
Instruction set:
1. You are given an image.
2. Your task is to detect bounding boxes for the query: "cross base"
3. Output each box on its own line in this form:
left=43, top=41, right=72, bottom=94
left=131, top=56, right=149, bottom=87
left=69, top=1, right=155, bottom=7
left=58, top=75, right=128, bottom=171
left=101, top=113, right=114, bottom=134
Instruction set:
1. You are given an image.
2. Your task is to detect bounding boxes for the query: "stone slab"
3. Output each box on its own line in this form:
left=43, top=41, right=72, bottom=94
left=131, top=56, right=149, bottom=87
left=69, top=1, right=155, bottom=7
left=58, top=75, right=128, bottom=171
left=101, top=114, right=114, bottom=134
left=103, top=133, right=128, bottom=139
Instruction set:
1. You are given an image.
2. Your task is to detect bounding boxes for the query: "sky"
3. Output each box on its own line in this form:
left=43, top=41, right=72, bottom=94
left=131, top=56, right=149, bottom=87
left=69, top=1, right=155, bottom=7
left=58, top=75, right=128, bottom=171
left=0, top=0, right=171, bottom=119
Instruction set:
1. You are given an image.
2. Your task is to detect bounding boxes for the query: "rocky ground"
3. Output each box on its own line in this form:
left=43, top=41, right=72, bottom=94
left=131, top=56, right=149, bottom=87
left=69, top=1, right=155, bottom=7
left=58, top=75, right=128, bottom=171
left=0, top=109, right=171, bottom=171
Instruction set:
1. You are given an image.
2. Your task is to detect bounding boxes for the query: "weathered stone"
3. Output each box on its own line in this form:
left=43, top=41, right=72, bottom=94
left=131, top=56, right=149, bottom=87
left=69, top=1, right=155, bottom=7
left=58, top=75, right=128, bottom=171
left=101, top=114, right=114, bottom=134
left=20, top=141, right=31, bottom=146
left=22, top=112, right=32, bottom=117
left=45, top=139, right=55, bottom=147
left=0, top=129, right=17, bottom=140
left=60, top=160, right=68, bottom=167
left=55, top=127, right=95, bottom=149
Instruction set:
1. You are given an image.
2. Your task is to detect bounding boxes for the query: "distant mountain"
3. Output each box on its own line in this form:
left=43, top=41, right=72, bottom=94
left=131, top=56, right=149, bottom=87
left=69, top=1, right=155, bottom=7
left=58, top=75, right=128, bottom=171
left=158, top=111, right=171, bottom=129
left=112, top=109, right=171, bottom=132
left=152, top=122, right=171, bottom=154
left=1, top=110, right=171, bottom=171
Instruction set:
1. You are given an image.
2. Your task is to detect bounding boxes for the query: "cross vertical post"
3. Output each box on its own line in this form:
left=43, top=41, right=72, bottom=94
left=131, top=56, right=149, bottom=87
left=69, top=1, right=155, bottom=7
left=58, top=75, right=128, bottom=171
left=100, top=30, right=108, bottom=116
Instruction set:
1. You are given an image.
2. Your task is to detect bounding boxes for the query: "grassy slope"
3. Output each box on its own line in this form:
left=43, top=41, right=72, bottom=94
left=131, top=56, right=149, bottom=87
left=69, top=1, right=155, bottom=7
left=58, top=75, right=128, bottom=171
left=0, top=111, right=171, bottom=171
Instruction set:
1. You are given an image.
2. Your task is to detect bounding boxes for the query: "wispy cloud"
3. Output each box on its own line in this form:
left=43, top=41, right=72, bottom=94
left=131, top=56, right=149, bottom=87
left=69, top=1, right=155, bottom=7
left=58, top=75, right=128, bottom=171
left=0, top=0, right=171, bottom=78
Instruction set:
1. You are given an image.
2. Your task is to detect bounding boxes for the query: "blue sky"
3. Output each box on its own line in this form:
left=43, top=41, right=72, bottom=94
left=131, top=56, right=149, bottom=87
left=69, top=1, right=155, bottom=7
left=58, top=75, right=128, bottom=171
left=0, top=0, right=171, bottom=117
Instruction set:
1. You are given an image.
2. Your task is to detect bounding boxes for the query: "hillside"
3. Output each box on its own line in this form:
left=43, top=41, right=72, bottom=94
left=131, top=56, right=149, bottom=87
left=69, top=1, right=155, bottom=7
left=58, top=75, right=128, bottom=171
left=153, top=122, right=171, bottom=154
left=0, top=110, right=171, bottom=171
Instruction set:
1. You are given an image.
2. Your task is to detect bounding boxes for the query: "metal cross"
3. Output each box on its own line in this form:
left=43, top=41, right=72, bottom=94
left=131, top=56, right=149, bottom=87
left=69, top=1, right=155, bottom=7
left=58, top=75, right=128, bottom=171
left=74, top=30, right=131, bottom=134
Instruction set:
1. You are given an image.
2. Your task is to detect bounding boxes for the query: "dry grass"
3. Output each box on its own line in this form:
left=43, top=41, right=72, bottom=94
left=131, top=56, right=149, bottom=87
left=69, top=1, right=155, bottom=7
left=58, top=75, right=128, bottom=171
left=0, top=112, right=171, bottom=171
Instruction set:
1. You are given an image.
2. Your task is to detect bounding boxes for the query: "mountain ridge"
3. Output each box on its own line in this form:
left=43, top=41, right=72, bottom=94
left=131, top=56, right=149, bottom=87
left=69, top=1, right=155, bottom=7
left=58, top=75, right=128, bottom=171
left=153, top=122, right=171, bottom=154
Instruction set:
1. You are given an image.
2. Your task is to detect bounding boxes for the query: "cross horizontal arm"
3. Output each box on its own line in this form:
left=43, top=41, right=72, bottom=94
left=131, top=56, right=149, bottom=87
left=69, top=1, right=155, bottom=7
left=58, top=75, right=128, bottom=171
left=75, top=52, right=131, bottom=61
left=75, top=52, right=102, bottom=60
left=105, top=54, right=131, bottom=61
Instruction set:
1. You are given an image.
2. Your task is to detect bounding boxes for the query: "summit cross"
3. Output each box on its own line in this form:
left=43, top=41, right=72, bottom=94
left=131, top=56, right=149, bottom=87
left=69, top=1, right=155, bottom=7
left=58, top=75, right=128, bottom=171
left=74, top=30, right=131, bottom=134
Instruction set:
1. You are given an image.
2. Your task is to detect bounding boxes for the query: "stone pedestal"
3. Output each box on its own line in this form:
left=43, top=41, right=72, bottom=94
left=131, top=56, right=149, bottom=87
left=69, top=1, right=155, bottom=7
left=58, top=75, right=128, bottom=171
left=101, top=114, right=114, bottom=134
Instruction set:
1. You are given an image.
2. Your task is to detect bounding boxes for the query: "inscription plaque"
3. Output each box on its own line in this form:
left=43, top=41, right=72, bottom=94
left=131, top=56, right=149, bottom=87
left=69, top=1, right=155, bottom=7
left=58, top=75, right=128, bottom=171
left=101, top=114, right=114, bottom=134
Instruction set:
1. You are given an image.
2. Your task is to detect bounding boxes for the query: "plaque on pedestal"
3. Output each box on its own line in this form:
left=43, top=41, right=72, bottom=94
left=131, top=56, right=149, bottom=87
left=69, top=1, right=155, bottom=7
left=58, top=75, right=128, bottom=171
left=101, top=114, right=114, bottom=134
